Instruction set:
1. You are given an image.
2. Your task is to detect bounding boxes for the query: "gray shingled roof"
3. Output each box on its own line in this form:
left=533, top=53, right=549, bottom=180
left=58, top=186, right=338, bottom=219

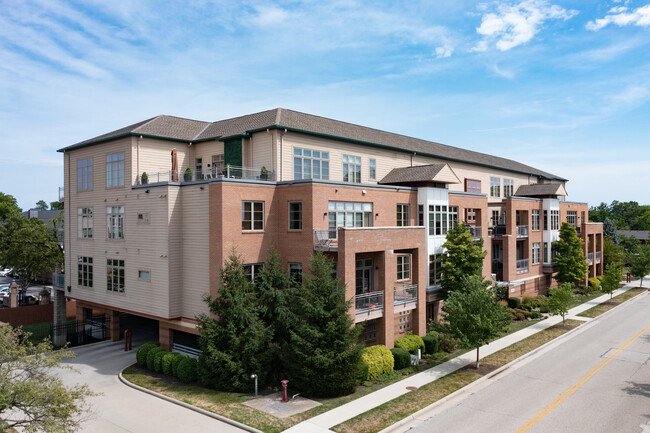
left=514, top=183, right=566, bottom=197
left=59, top=108, right=565, bottom=180
left=378, top=164, right=459, bottom=185
left=617, top=230, right=650, bottom=241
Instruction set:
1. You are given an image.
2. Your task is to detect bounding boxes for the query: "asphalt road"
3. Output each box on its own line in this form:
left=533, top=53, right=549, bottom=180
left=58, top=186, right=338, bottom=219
left=406, top=290, right=650, bottom=433
left=56, top=338, right=248, bottom=433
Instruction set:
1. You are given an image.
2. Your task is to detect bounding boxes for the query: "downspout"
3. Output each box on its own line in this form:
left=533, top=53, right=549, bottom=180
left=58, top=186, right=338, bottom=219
left=65, top=150, right=70, bottom=290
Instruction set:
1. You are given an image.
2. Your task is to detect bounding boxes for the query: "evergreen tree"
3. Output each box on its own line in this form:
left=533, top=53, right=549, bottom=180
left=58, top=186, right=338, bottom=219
left=280, top=252, right=363, bottom=397
left=628, top=244, right=650, bottom=288
left=253, top=247, right=292, bottom=384
left=35, top=199, right=48, bottom=211
left=553, top=223, right=589, bottom=287
left=441, top=276, right=511, bottom=368
left=602, top=217, right=619, bottom=244
left=440, top=222, right=486, bottom=299
left=196, top=252, right=270, bottom=392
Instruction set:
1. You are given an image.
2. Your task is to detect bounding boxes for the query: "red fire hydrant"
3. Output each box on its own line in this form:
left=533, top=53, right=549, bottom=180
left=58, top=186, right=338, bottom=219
left=281, top=380, right=289, bottom=402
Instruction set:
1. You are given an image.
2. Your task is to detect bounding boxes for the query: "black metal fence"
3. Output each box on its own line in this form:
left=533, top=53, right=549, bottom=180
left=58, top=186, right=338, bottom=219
left=24, top=315, right=109, bottom=348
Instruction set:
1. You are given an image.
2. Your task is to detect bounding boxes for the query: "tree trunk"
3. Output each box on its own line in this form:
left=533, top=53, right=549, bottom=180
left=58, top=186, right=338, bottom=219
left=475, top=346, right=480, bottom=369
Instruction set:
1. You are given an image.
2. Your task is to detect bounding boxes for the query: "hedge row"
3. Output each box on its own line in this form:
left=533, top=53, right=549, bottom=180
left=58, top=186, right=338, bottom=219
left=135, top=342, right=198, bottom=383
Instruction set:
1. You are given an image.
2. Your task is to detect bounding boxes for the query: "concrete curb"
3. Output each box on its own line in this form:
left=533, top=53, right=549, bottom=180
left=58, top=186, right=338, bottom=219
left=378, top=287, right=649, bottom=433
left=118, top=367, right=263, bottom=433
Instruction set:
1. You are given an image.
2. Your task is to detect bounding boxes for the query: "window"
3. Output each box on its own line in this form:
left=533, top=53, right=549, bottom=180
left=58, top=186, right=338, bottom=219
left=77, top=208, right=93, bottom=238
left=288, top=202, right=302, bottom=230
left=503, top=179, right=514, bottom=197
left=532, top=243, right=540, bottom=264
left=106, top=152, right=124, bottom=188
left=369, top=159, right=376, bottom=180
left=138, top=270, right=150, bottom=280
left=244, top=263, right=264, bottom=282
left=491, top=210, right=499, bottom=226
left=567, top=210, right=577, bottom=226
left=543, top=242, right=549, bottom=263
left=450, top=206, right=458, bottom=229
left=531, top=209, right=540, bottom=231
left=342, top=155, right=361, bottom=183
left=581, top=211, right=585, bottom=224
left=551, top=209, right=560, bottom=230
left=429, top=254, right=443, bottom=286
left=490, top=177, right=500, bottom=197
left=328, top=201, right=372, bottom=238
left=397, top=204, right=410, bottom=227
left=106, top=206, right=124, bottom=239
left=465, top=179, right=481, bottom=194
left=195, top=158, right=202, bottom=174
left=544, top=210, right=548, bottom=230
left=137, top=213, right=150, bottom=224
left=428, top=205, right=449, bottom=236
left=77, top=158, right=93, bottom=191
left=242, top=201, right=264, bottom=231
left=289, top=263, right=302, bottom=285
left=466, top=208, right=476, bottom=223
left=293, top=148, right=329, bottom=180
left=397, top=255, right=411, bottom=280
left=77, top=256, right=93, bottom=287
left=107, top=259, right=125, bottom=293
left=418, top=205, right=424, bottom=226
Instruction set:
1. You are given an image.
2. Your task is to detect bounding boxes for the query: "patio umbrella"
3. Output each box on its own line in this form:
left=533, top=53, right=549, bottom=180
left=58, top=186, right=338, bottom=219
left=171, top=148, right=178, bottom=181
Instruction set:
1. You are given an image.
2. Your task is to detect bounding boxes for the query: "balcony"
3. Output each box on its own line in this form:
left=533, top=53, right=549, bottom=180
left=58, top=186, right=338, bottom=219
left=588, top=252, right=594, bottom=265
left=492, top=259, right=503, bottom=274
left=136, top=166, right=275, bottom=185
left=516, top=259, right=529, bottom=274
left=516, top=225, right=529, bottom=238
left=596, top=251, right=601, bottom=263
left=58, top=186, right=64, bottom=202
left=355, top=291, right=384, bottom=322
left=314, top=229, right=338, bottom=251
left=490, top=225, right=507, bottom=237
left=52, top=272, right=65, bottom=288
left=466, top=225, right=482, bottom=240
left=394, top=283, right=418, bottom=310
left=543, top=262, right=556, bottom=274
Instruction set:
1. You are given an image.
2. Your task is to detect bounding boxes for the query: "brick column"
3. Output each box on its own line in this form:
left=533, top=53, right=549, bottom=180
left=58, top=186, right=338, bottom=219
left=412, top=248, right=427, bottom=337
left=381, top=251, right=396, bottom=349
left=8, top=281, right=19, bottom=308
left=159, top=323, right=173, bottom=351
left=52, top=288, right=67, bottom=347
left=590, top=234, right=597, bottom=278
left=108, top=309, right=120, bottom=342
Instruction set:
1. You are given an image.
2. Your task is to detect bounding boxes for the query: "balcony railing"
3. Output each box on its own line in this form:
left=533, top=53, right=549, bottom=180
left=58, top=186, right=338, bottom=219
left=490, top=225, right=507, bottom=237
left=588, top=252, right=594, bottom=264
left=314, top=229, right=338, bottom=251
left=466, top=225, right=482, bottom=240
left=355, top=291, right=384, bottom=314
left=596, top=251, right=601, bottom=263
left=52, top=272, right=65, bottom=288
left=58, top=186, right=64, bottom=202
left=492, top=259, right=503, bottom=273
left=516, top=259, right=529, bottom=274
left=136, top=166, right=275, bottom=185
left=543, top=262, right=556, bottom=274
left=394, top=283, right=418, bottom=306
left=516, top=225, right=529, bottom=238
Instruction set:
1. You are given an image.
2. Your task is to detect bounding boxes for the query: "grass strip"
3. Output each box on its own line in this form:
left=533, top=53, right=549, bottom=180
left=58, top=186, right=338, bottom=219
left=577, top=287, right=645, bottom=318
left=332, top=320, right=582, bottom=433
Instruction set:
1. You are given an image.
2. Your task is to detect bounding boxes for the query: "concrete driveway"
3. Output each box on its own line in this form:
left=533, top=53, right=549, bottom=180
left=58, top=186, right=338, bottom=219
left=57, top=339, right=248, bottom=433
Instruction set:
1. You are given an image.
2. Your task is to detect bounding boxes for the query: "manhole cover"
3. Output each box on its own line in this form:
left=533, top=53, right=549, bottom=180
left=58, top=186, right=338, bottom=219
left=267, top=402, right=292, bottom=412
left=406, top=386, right=418, bottom=391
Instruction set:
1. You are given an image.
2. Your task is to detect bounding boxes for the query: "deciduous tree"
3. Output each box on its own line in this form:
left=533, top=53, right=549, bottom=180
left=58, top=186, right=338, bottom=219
left=553, top=223, right=588, bottom=287
left=441, top=276, right=511, bottom=368
left=601, top=259, right=623, bottom=300
left=547, top=283, right=575, bottom=327
left=440, top=223, right=487, bottom=299
left=628, top=244, right=650, bottom=288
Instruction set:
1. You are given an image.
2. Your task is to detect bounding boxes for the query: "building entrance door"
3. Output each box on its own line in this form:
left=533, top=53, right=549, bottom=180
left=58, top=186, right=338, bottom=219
left=355, top=258, right=373, bottom=294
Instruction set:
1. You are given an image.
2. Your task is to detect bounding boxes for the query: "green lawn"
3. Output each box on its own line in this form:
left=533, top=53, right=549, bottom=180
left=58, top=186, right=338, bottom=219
left=577, top=288, right=645, bottom=318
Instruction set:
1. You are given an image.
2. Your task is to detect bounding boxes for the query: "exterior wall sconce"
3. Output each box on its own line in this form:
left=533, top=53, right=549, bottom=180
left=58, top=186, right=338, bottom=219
left=145, top=190, right=150, bottom=193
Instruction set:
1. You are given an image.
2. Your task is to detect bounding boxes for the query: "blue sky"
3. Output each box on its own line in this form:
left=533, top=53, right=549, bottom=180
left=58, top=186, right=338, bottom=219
left=1, top=0, right=648, bottom=211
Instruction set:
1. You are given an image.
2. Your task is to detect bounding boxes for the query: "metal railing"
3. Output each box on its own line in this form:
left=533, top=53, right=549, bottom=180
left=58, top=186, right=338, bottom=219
left=596, top=251, right=601, bottom=263
left=516, top=258, right=529, bottom=273
left=52, top=272, right=65, bottom=288
left=313, top=229, right=338, bottom=250
left=490, top=225, right=507, bottom=236
left=467, top=225, right=482, bottom=240
left=58, top=186, right=64, bottom=202
left=516, top=225, right=529, bottom=238
left=137, top=166, right=275, bottom=185
left=355, top=291, right=384, bottom=314
left=588, top=252, right=594, bottom=264
left=394, top=283, right=418, bottom=306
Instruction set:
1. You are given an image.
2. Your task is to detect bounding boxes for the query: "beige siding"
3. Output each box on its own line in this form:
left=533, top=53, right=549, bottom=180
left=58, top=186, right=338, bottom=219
left=250, top=132, right=274, bottom=172
left=192, top=140, right=225, bottom=172
left=167, top=187, right=184, bottom=318
left=180, top=186, right=210, bottom=318
left=134, top=138, right=190, bottom=184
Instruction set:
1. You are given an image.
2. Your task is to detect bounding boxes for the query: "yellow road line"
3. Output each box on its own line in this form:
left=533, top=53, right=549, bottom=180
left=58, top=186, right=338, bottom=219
left=514, top=323, right=650, bottom=433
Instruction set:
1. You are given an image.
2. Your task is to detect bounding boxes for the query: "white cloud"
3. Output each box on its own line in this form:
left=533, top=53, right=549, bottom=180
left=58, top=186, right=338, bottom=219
left=474, top=0, right=578, bottom=51
left=586, top=4, right=650, bottom=31
left=435, top=44, right=454, bottom=58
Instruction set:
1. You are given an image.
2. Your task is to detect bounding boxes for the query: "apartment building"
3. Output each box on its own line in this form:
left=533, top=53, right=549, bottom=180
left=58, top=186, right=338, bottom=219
left=57, top=108, right=603, bottom=350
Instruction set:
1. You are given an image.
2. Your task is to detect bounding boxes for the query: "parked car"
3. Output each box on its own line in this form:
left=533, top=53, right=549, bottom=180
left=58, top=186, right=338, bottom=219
left=0, top=268, right=12, bottom=277
left=0, top=291, right=38, bottom=306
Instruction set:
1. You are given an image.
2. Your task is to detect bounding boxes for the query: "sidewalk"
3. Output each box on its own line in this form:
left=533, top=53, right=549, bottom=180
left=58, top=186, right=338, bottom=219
left=284, top=278, right=645, bottom=433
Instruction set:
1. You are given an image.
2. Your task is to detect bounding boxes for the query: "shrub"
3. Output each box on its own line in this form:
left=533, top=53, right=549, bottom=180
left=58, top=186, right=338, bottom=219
left=154, top=349, right=169, bottom=373
left=529, top=311, right=543, bottom=319
left=162, top=352, right=179, bottom=376
left=596, top=275, right=605, bottom=283
left=521, top=297, right=536, bottom=311
left=575, top=284, right=591, bottom=296
left=514, top=310, right=527, bottom=321
left=146, top=347, right=166, bottom=370
left=437, top=333, right=459, bottom=353
left=540, top=305, right=550, bottom=313
left=391, top=348, right=411, bottom=370
left=394, top=334, right=425, bottom=355
left=361, top=345, right=394, bottom=381
left=172, top=354, right=190, bottom=377
left=507, top=297, right=521, bottom=309
left=427, top=329, right=439, bottom=339
left=177, top=357, right=198, bottom=383
left=136, top=342, right=158, bottom=367
left=356, top=360, right=370, bottom=383
left=422, top=335, right=438, bottom=354
left=588, top=277, right=601, bottom=291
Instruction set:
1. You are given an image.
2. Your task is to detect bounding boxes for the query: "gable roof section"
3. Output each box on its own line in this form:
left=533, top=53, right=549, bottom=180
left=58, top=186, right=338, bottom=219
left=59, top=108, right=565, bottom=180
left=514, top=183, right=567, bottom=197
left=379, top=164, right=460, bottom=186
left=617, top=230, right=650, bottom=241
